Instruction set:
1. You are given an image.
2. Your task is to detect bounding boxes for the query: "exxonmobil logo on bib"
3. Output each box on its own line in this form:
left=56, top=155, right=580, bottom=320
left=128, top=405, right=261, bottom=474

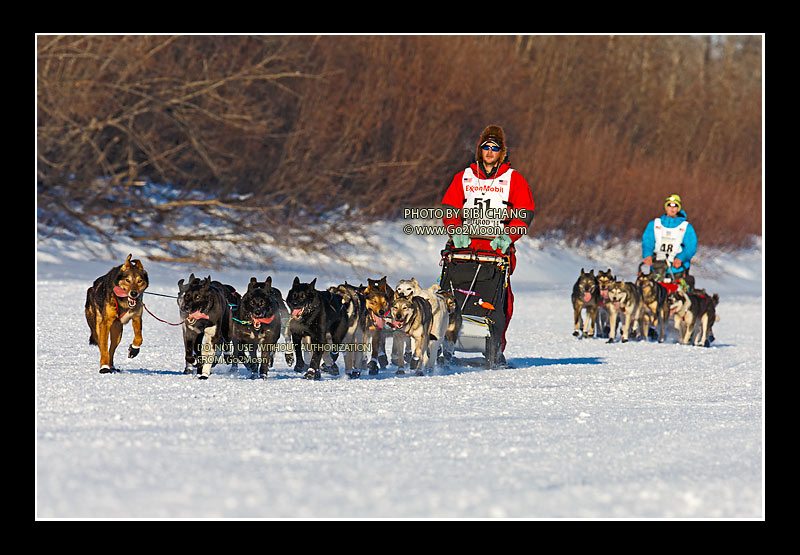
left=464, top=184, right=504, bottom=193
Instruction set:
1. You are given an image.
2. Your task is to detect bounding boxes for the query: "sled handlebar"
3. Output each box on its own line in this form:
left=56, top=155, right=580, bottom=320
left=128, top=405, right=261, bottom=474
left=441, top=246, right=510, bottom=266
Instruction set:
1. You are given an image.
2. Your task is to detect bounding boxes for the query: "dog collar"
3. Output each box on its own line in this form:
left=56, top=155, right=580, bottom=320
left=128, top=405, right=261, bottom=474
left=232, top=314, right=274, bottom=326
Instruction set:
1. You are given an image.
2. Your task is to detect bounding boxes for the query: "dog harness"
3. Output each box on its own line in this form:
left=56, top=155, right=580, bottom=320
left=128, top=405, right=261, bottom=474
left=89, top=285, right=132, bottom=320
left=653, top=217, right=689, bottom=261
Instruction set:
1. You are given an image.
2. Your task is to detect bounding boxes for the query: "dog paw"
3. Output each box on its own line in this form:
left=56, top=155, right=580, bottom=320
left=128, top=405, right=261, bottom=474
left=347, top=370, right=361, bottom=379
left=128, top=344, right=140, bottom=358
left=378, top=354, right=389, bottom=368
left=572, top=331, right=581, bottom=337
left=367, top=359, right=379, bottom=374
left=99, top=365, right=115, bottom=374
left=321, top=362, right=339, bottom=376
left=303, top=369, right=321, bottom=380
left=183, top=365, right=196, bottom=375
left=293, top=363, right=308, bottom=374
left=396, top=369, right=405, bottom=375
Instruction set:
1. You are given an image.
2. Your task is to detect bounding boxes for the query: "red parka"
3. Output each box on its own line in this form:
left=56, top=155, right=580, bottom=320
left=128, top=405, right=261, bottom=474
left=440, top=159, right=535, bottom=274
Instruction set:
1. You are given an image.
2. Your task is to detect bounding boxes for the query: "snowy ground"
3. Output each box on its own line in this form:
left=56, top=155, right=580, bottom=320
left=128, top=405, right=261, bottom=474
left=35, top=225, right=763, bottom=519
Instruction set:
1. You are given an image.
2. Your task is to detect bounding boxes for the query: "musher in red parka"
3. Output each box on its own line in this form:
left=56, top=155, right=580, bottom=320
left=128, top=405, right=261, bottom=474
left=440, top=125, right=535, bottom=356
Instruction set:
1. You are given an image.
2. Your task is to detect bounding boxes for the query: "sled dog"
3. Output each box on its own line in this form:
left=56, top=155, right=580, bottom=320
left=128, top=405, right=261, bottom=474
left=595, top=268, right=615, bottom=338
left=433, top=287, right=462, bottom=362
left=389, top=294, right=434, bottom=375
left=363, top=277, right=395, bottom=374
left=394, top=278, right=448, bottom=369
left=85, top=254, right=149, bottom=373
left=327, top=282, right=368, bottom=377
left=230, top=277, right=289, bottom=379
left=606, top=280, right=643, bottom=343
left=286, top=277, right=348, bottom=380
left=635, top=265, right=671, bottom=343
left=177, top=274, right=235, bottom=379
left=668, top=288, right=720, bottom=347
left=571, top=269, right=601, bottom=338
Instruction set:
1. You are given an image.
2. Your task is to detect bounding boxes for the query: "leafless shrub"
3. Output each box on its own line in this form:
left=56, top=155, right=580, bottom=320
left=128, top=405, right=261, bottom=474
left=37, top=35, right=762, bottom=261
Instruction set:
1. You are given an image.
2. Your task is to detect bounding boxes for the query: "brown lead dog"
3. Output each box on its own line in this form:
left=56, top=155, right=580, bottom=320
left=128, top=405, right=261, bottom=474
left=85, top=254, right=149, bottom=373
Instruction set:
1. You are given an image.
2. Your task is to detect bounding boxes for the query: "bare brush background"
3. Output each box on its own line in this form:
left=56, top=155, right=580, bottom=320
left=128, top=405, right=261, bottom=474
left=37, top=35, right=762, bottom=264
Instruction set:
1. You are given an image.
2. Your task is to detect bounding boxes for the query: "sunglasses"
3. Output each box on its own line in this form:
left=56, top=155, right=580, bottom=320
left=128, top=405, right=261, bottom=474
left=666, top=203, right=679, bottom=208
left=481, top=144, right=501, bottom=152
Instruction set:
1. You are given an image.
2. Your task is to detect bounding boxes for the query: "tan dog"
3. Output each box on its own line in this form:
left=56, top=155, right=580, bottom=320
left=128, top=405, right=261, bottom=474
left=606, top=280, right=643, bottom=343
left=395, top=278, right=449, bottom=369
left=363, top=276, right=394, bottom=374
left=595, top=268, right=615, bottom=338
left=85, top=254, right=149, bottom=373
left=635, top=266, right=670, bottom=343
left=389, top=295, right=434, bottom=374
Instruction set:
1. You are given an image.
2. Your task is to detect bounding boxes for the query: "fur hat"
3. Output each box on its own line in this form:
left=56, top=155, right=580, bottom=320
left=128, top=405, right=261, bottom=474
left=476, top=125, right=507, bottom=164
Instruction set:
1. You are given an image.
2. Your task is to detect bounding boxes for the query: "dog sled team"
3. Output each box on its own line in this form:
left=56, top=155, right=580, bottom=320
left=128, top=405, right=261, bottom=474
left=86, top=256, right=461, bottom=379
left=571, top=194, right=719, bottom=347
left=571, top=266, right=719, bottom=347
left=82, top=123, right=720, bottom=380
left=84, top=124, right=529, bottom=378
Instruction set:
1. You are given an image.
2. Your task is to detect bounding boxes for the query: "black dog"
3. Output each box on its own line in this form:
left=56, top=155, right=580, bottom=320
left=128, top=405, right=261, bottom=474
left=285, top=277, right=348, bottom=380
left=177, top=274, right=235, bottom=379
left=231, top=276, right=291, bottom=379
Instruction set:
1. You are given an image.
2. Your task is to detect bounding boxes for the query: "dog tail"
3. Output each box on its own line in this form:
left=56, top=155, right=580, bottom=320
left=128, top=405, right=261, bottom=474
left=86, top=287, right=98, bottom=346
left=712, top=294, right=720, bottom=322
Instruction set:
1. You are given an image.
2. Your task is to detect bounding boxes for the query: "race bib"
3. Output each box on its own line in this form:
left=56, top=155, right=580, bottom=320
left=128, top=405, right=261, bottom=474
left=461, top=167, right=513, bottom=236
left=653, top=218, right=688, bottom=261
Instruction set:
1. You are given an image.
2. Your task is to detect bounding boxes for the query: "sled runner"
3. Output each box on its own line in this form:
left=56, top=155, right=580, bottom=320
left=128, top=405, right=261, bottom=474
left=438, top=246, right=510, bottom=368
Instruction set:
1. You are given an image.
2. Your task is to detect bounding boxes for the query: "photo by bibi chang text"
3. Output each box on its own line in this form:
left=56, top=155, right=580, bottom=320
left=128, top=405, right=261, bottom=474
left=401, top=207, right=529, bottom=237
left=402, top=207, right=529, bottom=220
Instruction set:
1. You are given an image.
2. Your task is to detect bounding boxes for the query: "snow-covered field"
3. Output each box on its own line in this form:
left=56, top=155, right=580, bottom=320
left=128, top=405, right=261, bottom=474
left=36, top=225, right=763, bottom=519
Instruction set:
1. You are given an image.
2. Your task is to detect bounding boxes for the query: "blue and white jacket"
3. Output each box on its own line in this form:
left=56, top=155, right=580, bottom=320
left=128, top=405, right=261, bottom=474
left=641, top=210, right=698, bottom=270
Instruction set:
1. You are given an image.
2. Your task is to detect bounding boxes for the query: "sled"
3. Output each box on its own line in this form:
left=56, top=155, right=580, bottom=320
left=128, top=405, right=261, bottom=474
left=438, top=246, right=511, bottom=368
left=642, top=257, right=695, bottom=292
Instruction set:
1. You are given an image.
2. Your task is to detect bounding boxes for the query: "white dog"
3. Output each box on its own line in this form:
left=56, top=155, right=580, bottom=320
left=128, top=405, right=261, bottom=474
left=395, top=278, right=449, bottom=370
